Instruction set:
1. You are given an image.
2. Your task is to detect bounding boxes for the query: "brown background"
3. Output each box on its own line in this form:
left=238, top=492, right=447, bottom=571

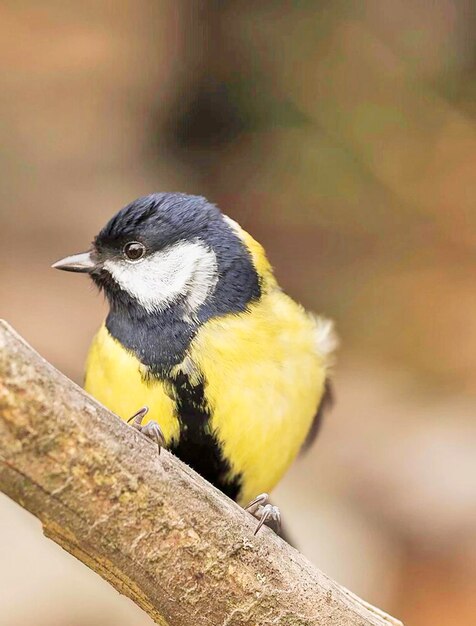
left=0, top=2, right=475, bottom=625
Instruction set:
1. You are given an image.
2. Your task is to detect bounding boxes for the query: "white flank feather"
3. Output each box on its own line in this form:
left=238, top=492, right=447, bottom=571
left=311, top=314, right=339, bottom=369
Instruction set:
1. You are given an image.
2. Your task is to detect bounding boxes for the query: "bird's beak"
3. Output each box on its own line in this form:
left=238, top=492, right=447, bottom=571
left=51, top=251, right=96, bottom=273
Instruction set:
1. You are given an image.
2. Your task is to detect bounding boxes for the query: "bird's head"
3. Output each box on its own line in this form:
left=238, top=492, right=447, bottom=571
left=53, top=193, right=261, bottom=320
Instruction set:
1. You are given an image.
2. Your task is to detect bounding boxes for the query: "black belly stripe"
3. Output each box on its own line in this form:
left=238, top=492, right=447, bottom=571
left=167, top=371, right=242, bottom=501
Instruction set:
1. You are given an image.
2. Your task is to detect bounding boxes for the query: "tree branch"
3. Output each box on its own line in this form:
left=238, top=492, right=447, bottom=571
left=0, top=320, right=403, bottom=626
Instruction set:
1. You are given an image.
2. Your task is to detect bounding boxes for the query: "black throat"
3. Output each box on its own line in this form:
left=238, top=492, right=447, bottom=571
left=106, top=304, right=196, bottom=373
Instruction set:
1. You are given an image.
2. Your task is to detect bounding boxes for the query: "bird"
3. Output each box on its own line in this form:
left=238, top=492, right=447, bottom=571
left=52, top=192, right=337, bottom=534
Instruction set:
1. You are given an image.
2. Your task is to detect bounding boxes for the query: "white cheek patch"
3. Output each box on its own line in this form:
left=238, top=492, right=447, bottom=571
left=104, top=240, right=218, bottom=315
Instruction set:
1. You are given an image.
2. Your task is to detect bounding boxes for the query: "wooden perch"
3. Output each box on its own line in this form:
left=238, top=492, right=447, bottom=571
left=0, top=320, right=403, bottom=626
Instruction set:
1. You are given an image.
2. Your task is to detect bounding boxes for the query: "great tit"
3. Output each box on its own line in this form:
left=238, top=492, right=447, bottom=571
left=53, top=193, right=337, bottom=533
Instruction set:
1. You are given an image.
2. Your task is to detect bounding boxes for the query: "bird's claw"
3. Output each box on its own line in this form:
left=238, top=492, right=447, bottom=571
left=244, top=493, right=281, bottom=535
left=127, top=406, right=149, bottom=426
left=127, top=406, right=165, bottom=455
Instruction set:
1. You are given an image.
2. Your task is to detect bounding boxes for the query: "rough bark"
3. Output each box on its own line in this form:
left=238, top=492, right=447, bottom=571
left=0, top=320, right=403, bottom=626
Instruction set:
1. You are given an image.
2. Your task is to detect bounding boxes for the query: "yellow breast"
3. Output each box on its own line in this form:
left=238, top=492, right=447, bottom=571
left=189, top=290, right=326, bottom=504
left=84, top=289, right=326, bottom=505
left=84, top=326, right=180, bottom=444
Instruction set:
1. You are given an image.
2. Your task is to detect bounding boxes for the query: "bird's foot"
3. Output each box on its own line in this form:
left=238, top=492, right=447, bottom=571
left=127, top=406, right=165, bottom=455
left=244, top=493, right=281, bottom=535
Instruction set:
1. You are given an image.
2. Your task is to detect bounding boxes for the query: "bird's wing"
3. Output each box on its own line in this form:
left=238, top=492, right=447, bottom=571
left=300, top=314, right=338, bottom=454
left=300, top=377, right=334, bottom=453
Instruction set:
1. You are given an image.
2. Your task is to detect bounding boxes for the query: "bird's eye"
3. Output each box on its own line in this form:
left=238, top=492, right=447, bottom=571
left=123, top=241, right=146, bottom=262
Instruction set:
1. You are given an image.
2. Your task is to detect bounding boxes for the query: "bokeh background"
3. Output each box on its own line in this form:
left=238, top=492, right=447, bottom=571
left=1, top=2, right=475, bottom=625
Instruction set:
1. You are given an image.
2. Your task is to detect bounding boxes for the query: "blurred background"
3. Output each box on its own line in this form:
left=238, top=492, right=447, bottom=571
left=0, top=2, right=475, bottom=625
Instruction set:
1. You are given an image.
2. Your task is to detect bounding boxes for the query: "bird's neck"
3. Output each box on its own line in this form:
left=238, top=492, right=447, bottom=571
left=106, top=303, right=197, bottom=375
left=104, top=247, right=262, bottom=375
